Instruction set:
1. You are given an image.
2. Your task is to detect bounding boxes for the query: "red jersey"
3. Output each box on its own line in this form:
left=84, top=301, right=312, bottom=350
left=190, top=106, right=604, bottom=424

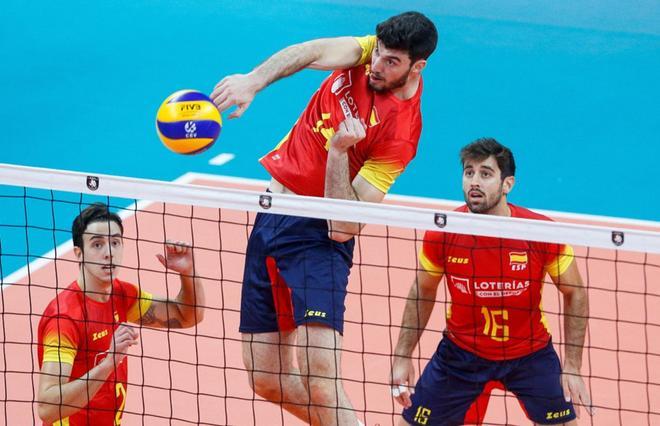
left=419, top=204, right=575, bottom=360
left=37, top=280, right=152, bottom=426
left=260, top=35, right=422, bottom=197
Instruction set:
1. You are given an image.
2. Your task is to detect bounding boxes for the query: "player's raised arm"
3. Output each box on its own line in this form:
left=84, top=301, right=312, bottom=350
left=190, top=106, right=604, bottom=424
left=324, top=117, right=384, bottom=241
left=211, top=36, right=365, bottom=118
left=138, top=240, right=205, bottom=329
left=550, top=255, right=594, bottom=418
left=391, top=268, right=443, bottom=408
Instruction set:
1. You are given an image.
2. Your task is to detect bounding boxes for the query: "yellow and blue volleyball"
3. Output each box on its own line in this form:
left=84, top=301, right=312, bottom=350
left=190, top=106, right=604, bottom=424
left=156, top=90, right=222, bottom=155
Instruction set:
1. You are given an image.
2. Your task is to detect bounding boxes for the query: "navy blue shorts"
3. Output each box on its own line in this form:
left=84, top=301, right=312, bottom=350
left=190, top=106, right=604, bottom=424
left=402, top=338, right=576, bottom=425
left=239, top=212, right=355, bottom=334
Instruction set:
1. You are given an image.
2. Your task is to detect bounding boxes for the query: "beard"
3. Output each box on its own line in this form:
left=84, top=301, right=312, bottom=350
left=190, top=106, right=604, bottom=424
left=465, top=188, right=504, bottom=214
left=368, top=67, right=411, bottom=92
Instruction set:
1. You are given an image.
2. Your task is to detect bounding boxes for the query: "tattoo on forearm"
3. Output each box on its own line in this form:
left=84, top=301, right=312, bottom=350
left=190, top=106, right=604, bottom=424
left=141, top=304, right=183, bottom=329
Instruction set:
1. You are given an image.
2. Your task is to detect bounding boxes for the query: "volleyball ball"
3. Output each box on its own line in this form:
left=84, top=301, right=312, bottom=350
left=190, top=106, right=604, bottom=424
left=156, top=90, right=222, bottom=154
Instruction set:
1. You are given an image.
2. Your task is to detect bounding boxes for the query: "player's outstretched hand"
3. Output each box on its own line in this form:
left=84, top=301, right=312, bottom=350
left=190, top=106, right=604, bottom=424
left=330, top=117, right=366, bottom=152
left=391, top=356, right=416, bottom=408
left=562, top=368, right=595, bottom=418
left=104, top=323, right=139, bottom=366
left=211, top=73, right=259, bottom=119
left=156, top=240, right=195, bottom=276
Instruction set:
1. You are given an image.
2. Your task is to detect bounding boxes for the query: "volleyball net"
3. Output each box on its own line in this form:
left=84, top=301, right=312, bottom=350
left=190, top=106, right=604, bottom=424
left=1, top=163, right=659, bottom=425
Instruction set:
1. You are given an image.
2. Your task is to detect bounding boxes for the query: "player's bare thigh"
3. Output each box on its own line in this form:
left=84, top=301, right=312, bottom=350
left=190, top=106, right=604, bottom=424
left=296, top=323, right=344, bottom=375
left=241, top=330, right=297, bottom=373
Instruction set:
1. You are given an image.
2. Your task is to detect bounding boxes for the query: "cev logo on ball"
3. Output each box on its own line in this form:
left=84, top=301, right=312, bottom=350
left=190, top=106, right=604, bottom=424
left=184, top=121, right=197, bottom=138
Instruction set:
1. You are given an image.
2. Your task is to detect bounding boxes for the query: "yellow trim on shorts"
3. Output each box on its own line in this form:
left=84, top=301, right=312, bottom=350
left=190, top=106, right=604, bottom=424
left=126, top=289, right=153, bottom=323
left=355, top=35, right=377, bottom=65
left=545, top=244, right=575, bottom=278
left=54, top=418, right=70, bottom=426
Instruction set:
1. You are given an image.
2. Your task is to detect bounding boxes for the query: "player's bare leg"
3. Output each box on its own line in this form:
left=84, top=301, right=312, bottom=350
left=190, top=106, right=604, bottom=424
left=242, top=331, right=312, bottom=422
left=297, top=323, right=356, bottom=426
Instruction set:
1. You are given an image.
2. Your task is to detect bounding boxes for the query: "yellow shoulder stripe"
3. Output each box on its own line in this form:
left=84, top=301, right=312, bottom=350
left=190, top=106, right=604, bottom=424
left=355, top=35, right=377, bottom=66
left=418, top=250, right=444, bottom=277
left=357, top=159, right=404, bottom=194
left=127, top=289, right=153, bottom=323
left=42, top=333, right=77, bottom=365
left=545, top=245, right=575, bottom=278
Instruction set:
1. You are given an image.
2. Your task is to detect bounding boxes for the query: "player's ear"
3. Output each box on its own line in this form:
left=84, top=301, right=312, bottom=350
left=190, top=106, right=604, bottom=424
left=411, top=59, right=426, bottom=74
left=73, top=246, right=83, bottom=262
left=502, top=175, right=515, bottom=195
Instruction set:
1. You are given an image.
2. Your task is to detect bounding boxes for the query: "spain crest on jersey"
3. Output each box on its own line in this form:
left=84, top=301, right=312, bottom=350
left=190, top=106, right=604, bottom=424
left=509, top=251, right=528, bottom=271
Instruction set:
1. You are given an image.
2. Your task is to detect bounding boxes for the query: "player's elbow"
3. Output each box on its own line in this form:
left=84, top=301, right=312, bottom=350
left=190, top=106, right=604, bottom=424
left=328, top=221, right=359, bottom=243
left=192, top=308, right=205, bottom=325
left=561, top=280, right=587, bottom=300
left=38, top=402, right=60, bottom=424
left=328, top=230, right=355, bottom=243
left=180, top=310, right=204, bottom=328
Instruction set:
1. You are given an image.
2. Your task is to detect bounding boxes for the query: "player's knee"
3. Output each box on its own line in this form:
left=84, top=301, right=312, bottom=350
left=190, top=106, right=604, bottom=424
left=249, top=373, right=282, bottom=402
left=305, top=353, right=337, bottom=375
left=306, top=376, right=339, bottom=406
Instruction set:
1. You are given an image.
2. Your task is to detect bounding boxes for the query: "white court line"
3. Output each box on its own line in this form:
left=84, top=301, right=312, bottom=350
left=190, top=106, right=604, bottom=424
left=208, top=153, right=235, bottom=166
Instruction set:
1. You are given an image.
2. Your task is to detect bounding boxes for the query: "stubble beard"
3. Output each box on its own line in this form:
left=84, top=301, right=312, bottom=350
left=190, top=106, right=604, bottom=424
left=368, top=68, right=411, bottom=93
left=466, top=188, right=504, bottom=215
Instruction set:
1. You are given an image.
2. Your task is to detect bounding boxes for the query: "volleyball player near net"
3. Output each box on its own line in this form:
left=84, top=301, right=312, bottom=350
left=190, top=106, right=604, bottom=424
left=390, top=139, right=594, bottom=426
left=36, top=203, right=205, bottom=425
left=211, top=11, right=437, bottom=426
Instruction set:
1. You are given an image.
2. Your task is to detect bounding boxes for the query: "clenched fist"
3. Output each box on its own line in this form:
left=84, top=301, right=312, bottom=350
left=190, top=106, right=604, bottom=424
left=330, top=117, right=367, bottom=152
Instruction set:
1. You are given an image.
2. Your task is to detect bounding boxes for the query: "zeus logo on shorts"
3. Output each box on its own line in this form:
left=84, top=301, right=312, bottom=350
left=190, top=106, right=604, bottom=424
left=546, top=408, right=571, bottom=420
left=305, top=309, right=327, bottom=318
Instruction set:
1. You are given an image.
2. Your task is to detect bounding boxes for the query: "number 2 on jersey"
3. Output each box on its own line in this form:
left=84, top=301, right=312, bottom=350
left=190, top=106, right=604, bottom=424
left=115, top=383, right=126, bottom=425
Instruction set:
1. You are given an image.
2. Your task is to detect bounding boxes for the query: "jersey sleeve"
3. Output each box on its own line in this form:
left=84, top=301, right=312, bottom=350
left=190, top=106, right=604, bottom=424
left=355, top=35, right=377, bottom=66
left=418, top=230, right=445, bottom=276
left=358, top=139, right=416, bottom=193
left=41, top=316, right=80, bottom=365
left=544, top=243, right=575, bottom=278
left=121, top=282, right=154, bottom=323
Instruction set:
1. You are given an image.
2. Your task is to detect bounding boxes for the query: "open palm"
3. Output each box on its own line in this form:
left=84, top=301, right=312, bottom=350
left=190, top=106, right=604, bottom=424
left=156, top=240, right=194, bottom=275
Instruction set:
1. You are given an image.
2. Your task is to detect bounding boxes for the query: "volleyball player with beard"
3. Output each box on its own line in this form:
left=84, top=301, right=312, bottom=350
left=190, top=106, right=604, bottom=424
left=390, top=139, right=593, bottom=425
left=212, top=12, right=438, bottom=425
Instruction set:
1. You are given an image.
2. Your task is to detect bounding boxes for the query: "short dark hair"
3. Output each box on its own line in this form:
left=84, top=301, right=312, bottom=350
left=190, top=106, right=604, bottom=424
left=72, top=203, right=124, bottom=250
left=376, top=11, right=438, bottom=63
left=460, top=138, right=516, bottom=179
